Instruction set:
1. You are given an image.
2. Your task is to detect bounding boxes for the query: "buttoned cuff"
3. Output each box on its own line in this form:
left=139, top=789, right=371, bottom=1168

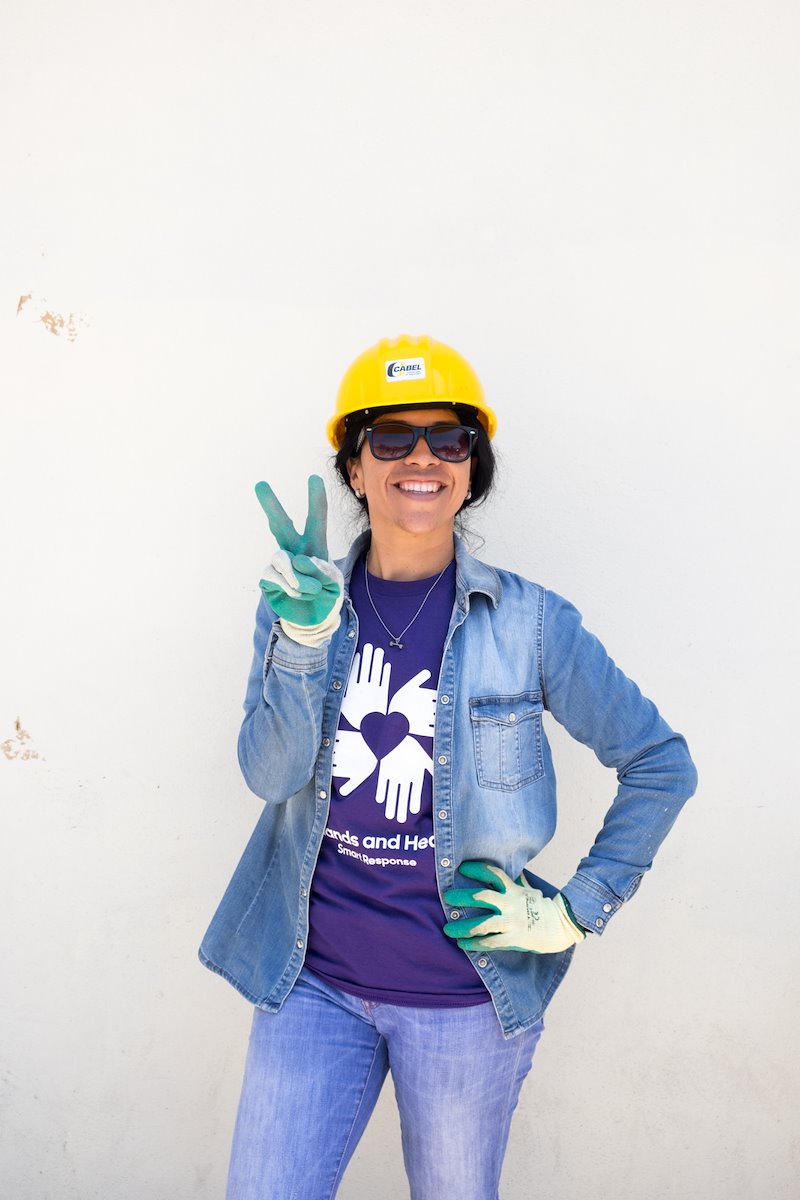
left=560, top=870, right=643, bottom=936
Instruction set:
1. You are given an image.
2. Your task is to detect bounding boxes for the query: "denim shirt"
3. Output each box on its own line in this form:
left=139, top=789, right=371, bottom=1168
left=199, top=532, right=697, bottom=1039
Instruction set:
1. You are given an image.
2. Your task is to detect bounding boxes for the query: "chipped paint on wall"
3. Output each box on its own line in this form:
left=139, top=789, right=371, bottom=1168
left=16, top=293, right=89, bottom=342
left=1, top=718, right=42, bottom=762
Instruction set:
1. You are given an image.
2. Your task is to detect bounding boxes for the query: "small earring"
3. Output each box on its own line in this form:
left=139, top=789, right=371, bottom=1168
left=465, top=488, right=472, bottom=501
left=354, top=488, right=364, bottom=499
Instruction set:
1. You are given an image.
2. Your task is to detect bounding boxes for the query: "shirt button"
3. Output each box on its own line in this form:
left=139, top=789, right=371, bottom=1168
left=595, top=918, right=604, bottom=929
left=603, top=903, right=612, bottom=913
left=477, top=957, right=489, bottom=968
left=296, top=939, right=304, bottom=949
left=319, top=789, right=327, bottom=799
left=347, top=629, right=355, bottom=638
left=300, top=887, right=307, bottom=897
left=450, top=910, right=460, bottom=920
left=440, top=695, right=450, bottom=704
left=440, top=857, right=451, bottom=868
left=437, top=755, right=447, bottom=765
left=508, top=713, right=517, bottom=723
left=438, top=810, right=448, bottom=820
left=322, top=737, right=331, bottom=747
left=332, top=680, right=342, bottom=690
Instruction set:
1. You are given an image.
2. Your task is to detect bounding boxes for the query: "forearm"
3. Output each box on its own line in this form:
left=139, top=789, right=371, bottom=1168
left=561, top=733, right=698, bottom=933
left=237, top=601, right=332, bottom=802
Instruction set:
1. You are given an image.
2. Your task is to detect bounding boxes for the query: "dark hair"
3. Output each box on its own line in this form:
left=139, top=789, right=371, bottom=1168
left=333, top=405, right=496, bottom=516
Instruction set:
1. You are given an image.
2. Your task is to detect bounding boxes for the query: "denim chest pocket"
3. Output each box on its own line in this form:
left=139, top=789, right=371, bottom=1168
left=469, top=692, right=545, bottom=791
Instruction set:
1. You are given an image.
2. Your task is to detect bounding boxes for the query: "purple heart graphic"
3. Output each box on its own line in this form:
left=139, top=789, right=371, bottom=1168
left=360, top=711, right=410, bottom=759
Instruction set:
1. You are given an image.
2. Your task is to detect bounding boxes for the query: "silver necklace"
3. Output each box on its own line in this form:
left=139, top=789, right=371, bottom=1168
left=363, top=556, right=451, bottom=649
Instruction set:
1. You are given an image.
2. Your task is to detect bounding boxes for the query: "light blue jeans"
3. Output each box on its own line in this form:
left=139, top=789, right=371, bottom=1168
left=226, top=969, right=544, bottom=1200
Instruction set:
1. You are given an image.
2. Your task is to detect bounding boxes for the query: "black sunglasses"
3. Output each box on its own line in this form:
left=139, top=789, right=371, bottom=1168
left=357, top=421, right=478, bottom=463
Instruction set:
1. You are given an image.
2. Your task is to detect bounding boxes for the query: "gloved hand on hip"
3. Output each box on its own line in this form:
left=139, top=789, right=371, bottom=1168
left=255, top=475, right=344, bottom=647
left=442, top=861, right=586, bottom=954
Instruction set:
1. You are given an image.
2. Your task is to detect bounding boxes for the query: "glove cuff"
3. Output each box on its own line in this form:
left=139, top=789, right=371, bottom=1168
left=279, top=593, right=343, bottom=647
left=555, top=893, right=587, bottom=942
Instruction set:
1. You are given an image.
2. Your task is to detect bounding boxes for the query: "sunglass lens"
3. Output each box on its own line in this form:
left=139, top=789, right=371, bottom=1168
left=428, top=426, right=472, bottom=461
left=369, top=424, right=415, bottom=459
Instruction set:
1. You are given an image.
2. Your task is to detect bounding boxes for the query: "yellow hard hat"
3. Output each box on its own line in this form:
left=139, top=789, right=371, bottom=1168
left=327, top=334, right=497, bottom=449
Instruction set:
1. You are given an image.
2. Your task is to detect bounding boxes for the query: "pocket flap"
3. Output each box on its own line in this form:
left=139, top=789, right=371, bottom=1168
left=469, top=692, right=544, bottom=726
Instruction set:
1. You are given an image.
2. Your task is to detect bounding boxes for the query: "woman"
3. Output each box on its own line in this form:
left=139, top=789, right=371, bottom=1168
left=200, top=334, right=697, bottom=1200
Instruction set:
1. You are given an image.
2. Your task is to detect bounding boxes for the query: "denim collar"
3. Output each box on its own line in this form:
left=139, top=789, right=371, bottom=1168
left=338, top=529, right=501, bottom=610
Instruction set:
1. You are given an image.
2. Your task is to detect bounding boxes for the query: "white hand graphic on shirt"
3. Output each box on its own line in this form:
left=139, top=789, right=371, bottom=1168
left=340, top=643, right=391, bottom=729
left=388, top=669, right=437, bottom=737
left=375, top=736, right=433, bottom=823
left=332, top=730, right=378, bottom=796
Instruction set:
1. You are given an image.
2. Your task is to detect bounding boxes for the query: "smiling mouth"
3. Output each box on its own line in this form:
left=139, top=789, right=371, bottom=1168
left=396, top=481, right=444, bottom=494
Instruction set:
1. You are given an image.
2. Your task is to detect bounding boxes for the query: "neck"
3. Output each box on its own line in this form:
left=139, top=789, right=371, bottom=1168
left=366, top=527, right=456, bottom=581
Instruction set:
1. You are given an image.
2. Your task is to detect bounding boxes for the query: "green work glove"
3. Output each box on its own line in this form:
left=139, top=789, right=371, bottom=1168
left=442, top=861, right=586, bottom=954
left=255, top=476, right=344, bottom=646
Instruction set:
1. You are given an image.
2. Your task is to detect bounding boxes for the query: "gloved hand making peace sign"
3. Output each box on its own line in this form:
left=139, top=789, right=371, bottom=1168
left=255, top=475, right=344, bottom=647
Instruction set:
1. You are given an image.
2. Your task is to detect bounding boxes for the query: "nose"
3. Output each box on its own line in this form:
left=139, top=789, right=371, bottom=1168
left=406, top=428, right=438, bottom=466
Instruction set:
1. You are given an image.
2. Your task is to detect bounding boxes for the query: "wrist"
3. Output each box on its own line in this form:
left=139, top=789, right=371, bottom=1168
left=555, top=893, right=587, bottom=942
left=279, top=597, right=343, bottom=647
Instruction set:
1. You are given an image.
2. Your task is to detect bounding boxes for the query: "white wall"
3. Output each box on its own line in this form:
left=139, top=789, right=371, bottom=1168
left=1, top=2, right=798, bottom=1196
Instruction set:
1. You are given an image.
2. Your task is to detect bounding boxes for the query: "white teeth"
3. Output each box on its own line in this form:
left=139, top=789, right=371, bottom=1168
left=398, top=482, right=442, bottom=493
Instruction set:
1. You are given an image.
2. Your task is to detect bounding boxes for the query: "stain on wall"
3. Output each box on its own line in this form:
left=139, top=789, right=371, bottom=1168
left=16, top=293, right=89, bottom=342
left=1, top=718, right=41, bottom=761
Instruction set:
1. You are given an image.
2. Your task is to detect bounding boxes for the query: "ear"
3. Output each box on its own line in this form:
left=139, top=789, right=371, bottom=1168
left=347, top=457, right=363, bottom=493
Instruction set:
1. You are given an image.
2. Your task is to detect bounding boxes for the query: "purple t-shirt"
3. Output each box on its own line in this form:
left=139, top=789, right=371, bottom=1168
left=305, top=557, right=489, bottom=1007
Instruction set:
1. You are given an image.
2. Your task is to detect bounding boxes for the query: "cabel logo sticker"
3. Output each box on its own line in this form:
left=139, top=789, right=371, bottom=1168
left=385, top=357, right=426, bottom=381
